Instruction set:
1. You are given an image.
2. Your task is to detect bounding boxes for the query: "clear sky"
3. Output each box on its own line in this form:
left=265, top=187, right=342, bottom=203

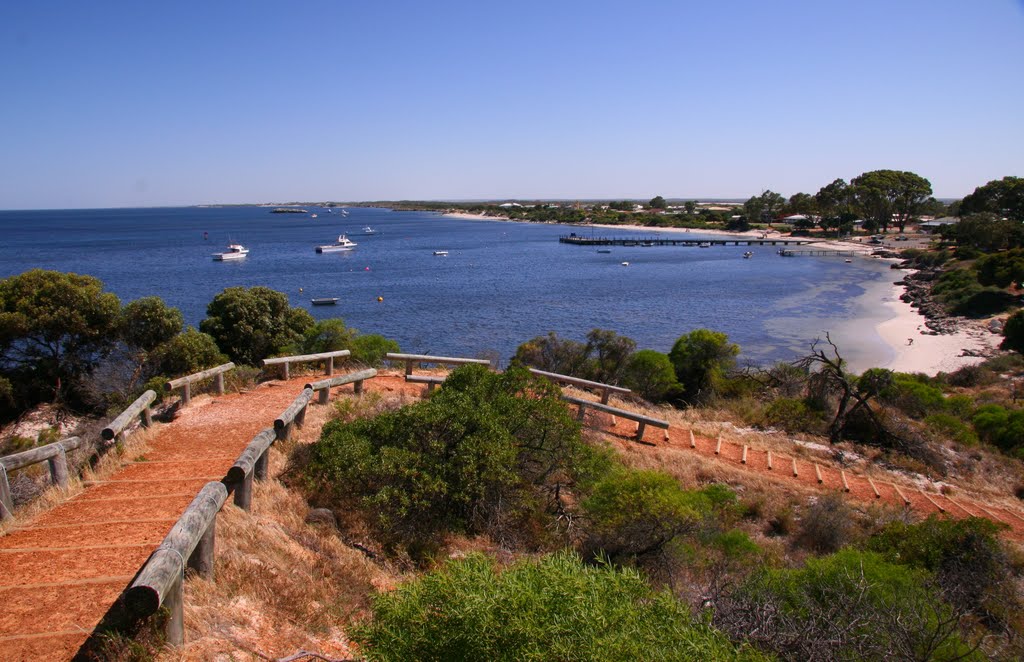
left=1, top=1, right=1022, bottom=209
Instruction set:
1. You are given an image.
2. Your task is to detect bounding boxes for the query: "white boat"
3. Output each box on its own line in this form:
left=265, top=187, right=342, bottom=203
left=621, top=261, right=630, bottom=266
left=212, top=244, right=249, bottom=261
left=433, top=250, right=449, bottom=256
left=311, top=213, right=318, bottom=219
left=315, top=234, right=358, bottom=253
left=698, top=242, right=712, bottom=248
left=363, top=226, right=378, bottom=235
left=743, top=251, right=753, bottom=259
left=311, top=297, right=339, bottom=306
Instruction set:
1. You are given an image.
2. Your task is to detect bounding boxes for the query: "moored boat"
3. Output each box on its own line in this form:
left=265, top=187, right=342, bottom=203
left=316, top=234, right=358, bottom=253
left=433, top=250, right=449, bottom=256
left=212, top=244, right=249, bottom=261
left=363, top=226, right=378, bottom=235
left=311, top=297, right=339, bottom=305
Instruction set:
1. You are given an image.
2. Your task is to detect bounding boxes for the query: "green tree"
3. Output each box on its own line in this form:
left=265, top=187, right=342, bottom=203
left=300, top=318, right=355, bottom=355
left=583, top=329, right=636, bottom=384
left=621, top=349, right=678, bottom=401
left=944, top=212, right=1024, bottom=252
left=851, top=169, right=932, bottom=233
left=759, top=190, right=785, bottom=225
left=649, top=195, right=668, bottom=210
left=742, top=195, right=764, bottom=225
left=513, top=331, right=590, bottom=377
left=148, top=327, right=226, bottom=377
left=1002, top=310, right=1024, bottom=354
left=120, top=296, right=183, bottom=352
left=0, top=269, right=122, bottom=407
left=351, top=334, right=400, bottom=366
left=199, top=286, right=314, bottom=366
left=684, top=200, right=698, bottom=215
left=959, top=176, right=1024, bottom=222
left=975, top=248, right=1024, bottom=288
left=785, top=192, right=817, bottom=217
left=669, top=329, right=739, bottom=404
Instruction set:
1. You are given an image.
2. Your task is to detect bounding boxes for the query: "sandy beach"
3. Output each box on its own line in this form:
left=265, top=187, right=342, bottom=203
left=442, top=211, right=1002, bottom=375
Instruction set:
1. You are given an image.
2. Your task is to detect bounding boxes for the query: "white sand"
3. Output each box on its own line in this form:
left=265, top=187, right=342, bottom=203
left=441, top=212, right=1002, bottom=375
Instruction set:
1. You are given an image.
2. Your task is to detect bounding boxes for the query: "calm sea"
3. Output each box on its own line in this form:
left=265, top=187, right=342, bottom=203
left=0, top=206, right=898, bottom=370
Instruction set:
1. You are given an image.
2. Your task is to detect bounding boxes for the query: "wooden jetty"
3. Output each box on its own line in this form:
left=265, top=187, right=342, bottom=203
left=778, top=249, right=858, bottom=257
left=559, top=234, right=810, bottom=247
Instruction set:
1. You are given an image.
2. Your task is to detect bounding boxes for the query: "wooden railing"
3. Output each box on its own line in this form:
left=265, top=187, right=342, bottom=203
left=224, top=428, right=277, bottom=510
left=562, top=395, right=668, bottom=442
left=165, top=362, right=235, bottom=405
left=386, top=352, right=492, bottom=376
left=306, top=368, right=377, bottom=404
left=529, top=368, right=631, bottom=404
left=0, top=436, right=83, bottom=521
left=101, top=390, right=156, bottom=443
left=263, top=349, right=350, bottom=380
left=123, top=481, right=227, bottom=645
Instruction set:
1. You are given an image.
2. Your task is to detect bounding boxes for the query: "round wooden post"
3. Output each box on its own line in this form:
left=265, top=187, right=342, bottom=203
left=318, top=388, right=329, bottom=405
left=326, top=356, right=334, bottom=376
left=182, top=382, right=191, bottom=406
left=354, top=379, right=364, bottom=395
left=188, top=520, right=216, bottom=579
left=635, top=422, right=647, bottom=441
left=142, top=406, right=153, bottom=428
left=404, top=360, right=413, bottom=376
left=0, top=466, right=13, bottom=521
left=234, top=471, right=253, bottom=511
left=282, top=362, right=290, bottom=381
left=254, top=451, right=268, bottom=481
left=295, top=404, right=307, bottom=428
left=164, top=574, right=185, bottom=646
left=576, top=403, right=587, bottom=422
left=600, top=388, right=611, bottom=405
left=215, top=372, right=225, bottom=395
left=47, top=445, right=69, bottom=489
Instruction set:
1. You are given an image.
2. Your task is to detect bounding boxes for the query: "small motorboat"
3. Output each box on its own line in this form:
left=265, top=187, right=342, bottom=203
left=310, top=213, right=318, bottom=219
left=743, top=251, right=753, bottom=259
left=363, top=226, right=378, bottom=235
left=597, top=249, right=611, bottom=253
left=316, top=234, right=358, bottom=253
left=845, top=258, right=853, bottom=263
left=212, top=244, right=249, bottom=261
left=433, top=250, right=449, bottom=256
left=621, top=261, right=630, bottom=266
left=698, top=242, right=712, bottom=248
left=311, top=297, right=339, bottom=306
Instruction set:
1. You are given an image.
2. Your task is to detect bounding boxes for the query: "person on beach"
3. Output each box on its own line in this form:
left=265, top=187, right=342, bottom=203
left=907, top=338, right=914, bottom=346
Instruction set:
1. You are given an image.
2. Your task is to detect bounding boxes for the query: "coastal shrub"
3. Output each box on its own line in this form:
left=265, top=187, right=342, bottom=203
left=513, top=331, right=588, bottom=376
left=760, top=397, right=820, bottom=433
left=298, top=318, right=355, bottom=355
left=924, top=412, right=979, bottom=446
left=715, top=550, right=978, bottom=661
left=119, top=296, right=183, bottom=352
left=971, top=404, right=1024, bottom=454
left=976, top=248, right=1024, bottom=288
left=583, top=329, right=636, bottom=384
left=580, top=469, right=718, bottom=561
left=199, top=286, right=314, bottom=366
left=867, top=516, right=1014, bottom=618
left=350, top=334, right=400, bottom=367
left=147, top=328, right=226, bottom=378
left=932, top=268, right=1016, bottom=317
left=353, top=551, right=767, bottom=662
left=1002, top=310, right=1024, bottom=353
left=669, top=329, right=740, bottom=405
left=620, top=349, right=678, bottom=402
left=305, top=365, right=590, bottom=554
left=879, top=373, right=947, bottom=419
left=793, top=493, right=854, bottom=554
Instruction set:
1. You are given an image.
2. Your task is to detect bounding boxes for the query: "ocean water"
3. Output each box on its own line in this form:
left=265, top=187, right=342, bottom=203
left=0, top=206, right=898, bottom=369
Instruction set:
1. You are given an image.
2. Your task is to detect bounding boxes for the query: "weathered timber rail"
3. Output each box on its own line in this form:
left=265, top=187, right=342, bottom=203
left=166, top=362, right=236, bottom=405
left=562, top=395, right=669, bottom=442
left=559, top=235, right=811, bottom=247
left=0, top=436, right=83, bottom=521
left=263, top=349, right=350, bottom=380
left=386, top=352, right=492, bottom=376
left=306, top=368, right=378, bottom=404
left=529, top=368, right=631, bottom=404
left=101, top=389, right=156, bottom=442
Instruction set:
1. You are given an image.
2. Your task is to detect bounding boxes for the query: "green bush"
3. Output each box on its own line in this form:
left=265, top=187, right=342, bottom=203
left=879, top=374, right=947, bottom=419
left=120, top=296, right=183, bottom=352
left=867, top=516, right=1012, bottom=618
left=972, top=404, right=1024, bottom=453
left=621, top=349, right=678, bottom=402
left=199, top=286, right=314, bottom=365
left=148, top=328, right=226, bottom=378
left=924, top=412, right=978, bottom=446
left=669, top=329, right=740, bottom=405
left=350, top=334, right=400, bottom=367
left=581, top=469, right=718, bottom=560
left=1002, top=310, right=1024, bottom=353
left=298, top=318, right=355, bottom=354
left=305, top=365, right=591, bottom=554
left=932, top=268, right=1015, bottom=317
left=354, top=551, right=767, bottom=662
left=718, top=549, right=978, bottom=661
left=760, top=397, right=820, bottom=433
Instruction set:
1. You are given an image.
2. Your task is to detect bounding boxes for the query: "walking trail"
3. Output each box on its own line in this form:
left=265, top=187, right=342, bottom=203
left=2, top=374, right=1022, bottom=660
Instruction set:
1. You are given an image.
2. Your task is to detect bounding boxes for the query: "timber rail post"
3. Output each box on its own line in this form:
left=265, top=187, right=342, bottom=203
left=386, top=352, right=492, bottom=377
left=262, top=349, right=350, bottom=381
left=223, top=429, right=277, bottom=510
left=273, top=388, right=315, bottom=441
left=101, top=390, right=157, bottom=444
left=165, top=362, right=235, bottom=406
left=529, top=368, right=631, bottom=404
left=0, top=436, right=83, bottom=521
left=562, top=395, right=669, bottom=442
left=307, top=368, right=378, bottom=404
left=124, top=481, right=228, bottom=646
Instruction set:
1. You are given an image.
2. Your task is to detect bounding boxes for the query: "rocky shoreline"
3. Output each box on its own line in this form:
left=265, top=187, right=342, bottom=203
left=892, top=266, right=1003, bottom=353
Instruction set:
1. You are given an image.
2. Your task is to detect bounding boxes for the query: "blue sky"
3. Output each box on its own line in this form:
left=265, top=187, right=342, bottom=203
left=1, top=1, right=1022, bottom=209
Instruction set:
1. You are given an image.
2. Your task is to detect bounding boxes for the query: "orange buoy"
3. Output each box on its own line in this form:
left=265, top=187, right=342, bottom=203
left=377, top=296, right=383, bottom=302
